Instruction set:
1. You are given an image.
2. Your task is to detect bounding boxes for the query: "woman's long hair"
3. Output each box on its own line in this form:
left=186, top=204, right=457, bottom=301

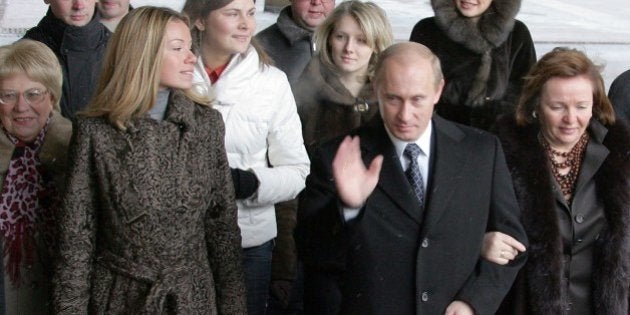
left=83, top=6, right=208, bottom=130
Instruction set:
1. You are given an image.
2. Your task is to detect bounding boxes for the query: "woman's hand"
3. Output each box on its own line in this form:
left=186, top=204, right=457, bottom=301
left=481, top=231, right=526, bottom=265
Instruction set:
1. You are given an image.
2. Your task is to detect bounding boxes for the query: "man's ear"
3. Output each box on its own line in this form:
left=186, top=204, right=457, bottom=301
left=194, top=18, right=205, bottom=31
left=433, top=79, right=445, bottom=104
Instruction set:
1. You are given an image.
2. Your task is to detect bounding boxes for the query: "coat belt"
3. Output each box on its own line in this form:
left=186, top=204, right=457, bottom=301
left=97, top=250, right=192, bottom=314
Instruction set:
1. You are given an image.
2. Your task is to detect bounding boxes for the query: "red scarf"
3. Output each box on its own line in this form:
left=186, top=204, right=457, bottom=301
left=0, top=118, right=57, bottom=285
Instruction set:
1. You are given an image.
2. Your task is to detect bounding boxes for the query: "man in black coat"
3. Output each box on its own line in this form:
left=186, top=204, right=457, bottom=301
left=296, top=42, right=528, bottom=314
left=23, top=0, right=110, bottom=118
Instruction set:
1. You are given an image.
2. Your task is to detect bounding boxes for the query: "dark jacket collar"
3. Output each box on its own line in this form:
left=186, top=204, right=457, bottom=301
left=276, top=6, right=313, bottom=45
left=38, top=7, right=110, bottom=52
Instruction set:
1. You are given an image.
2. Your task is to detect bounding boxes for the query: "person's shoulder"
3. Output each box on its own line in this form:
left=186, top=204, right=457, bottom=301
left=511, top=19, right=533, bottom=36
left=411, top=17, right=437, bottom=30
left=258, top=63, right=291, bottom=87
left=410, top=17, right=439, bottom=41
left=611, top=69, right=630, bottom=87
left=256, top=22, right=280, bottom=40
left=22, top=26, right=51, bottom=47
left=74, top=115, right=110, bottom=132
left=49, top=111, right=73, bottom=137
left=434, top=115, right=498, bottom=145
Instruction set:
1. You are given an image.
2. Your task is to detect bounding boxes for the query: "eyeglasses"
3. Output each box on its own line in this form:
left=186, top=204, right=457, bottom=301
left=0, top=88, right=49, bottom=106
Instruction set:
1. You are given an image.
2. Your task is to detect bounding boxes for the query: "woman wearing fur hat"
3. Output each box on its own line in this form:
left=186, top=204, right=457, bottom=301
left=482, top=48, right=629, bottom=314
left=410, top=0, right=536, bottom=131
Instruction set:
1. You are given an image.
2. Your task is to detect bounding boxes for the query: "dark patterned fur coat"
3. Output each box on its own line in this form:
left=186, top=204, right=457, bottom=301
left=53, top=91, right=246, bottom=314
left=496, top=115, right=629, bottom=315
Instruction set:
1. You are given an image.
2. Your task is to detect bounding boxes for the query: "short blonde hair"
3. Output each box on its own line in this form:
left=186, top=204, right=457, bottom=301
left=83, top=6, right=208, bottom=130
left=314, top=1, right=394, bottom=78
left=0, top=40, right=63, bottom=110
left=516, top=47, right=615, bottom=126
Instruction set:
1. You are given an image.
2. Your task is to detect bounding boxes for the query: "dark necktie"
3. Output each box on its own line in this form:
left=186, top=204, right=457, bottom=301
left=404, top=143, right=425, bottom=207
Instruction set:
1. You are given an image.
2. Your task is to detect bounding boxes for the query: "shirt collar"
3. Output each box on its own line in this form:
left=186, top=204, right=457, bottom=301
left=385, top=120, right=432, bottom=159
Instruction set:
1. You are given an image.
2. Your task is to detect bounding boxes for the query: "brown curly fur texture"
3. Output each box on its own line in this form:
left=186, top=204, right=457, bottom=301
left=497, top=116, right=629, bottom=314
left=53, top=91, right=246, bottom=314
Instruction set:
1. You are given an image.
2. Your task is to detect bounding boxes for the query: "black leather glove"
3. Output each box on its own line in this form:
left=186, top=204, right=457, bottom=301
left=230, top=168, right=260, bottom=199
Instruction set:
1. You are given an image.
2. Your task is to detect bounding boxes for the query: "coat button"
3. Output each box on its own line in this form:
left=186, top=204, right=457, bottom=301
left=353, top=102, right=369, bottom=112
left=575, top=214, right=584, bottom=223
left=421, top=291, right=429, bottom=302
left=421, top=238, right=429, bottom=248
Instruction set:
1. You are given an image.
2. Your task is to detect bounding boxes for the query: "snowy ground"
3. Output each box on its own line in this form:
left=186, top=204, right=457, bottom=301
left=1, top=0, right=629, bottom=90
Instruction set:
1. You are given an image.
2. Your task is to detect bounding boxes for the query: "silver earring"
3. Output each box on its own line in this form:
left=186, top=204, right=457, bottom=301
left=532, top=111, right=538, bottom=119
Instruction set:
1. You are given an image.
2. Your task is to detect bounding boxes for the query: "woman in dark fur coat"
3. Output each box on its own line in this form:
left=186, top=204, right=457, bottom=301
left=482, top=48, right=629, bottom=314
left=53, top=7, right=246, bottom=314
left=409, top=0, right=536, bottom=131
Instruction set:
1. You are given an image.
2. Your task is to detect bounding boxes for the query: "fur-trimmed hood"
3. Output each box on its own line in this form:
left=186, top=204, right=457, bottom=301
left=432, top=0, right=521, bottom=52
left=497, top=116, right=630, bottom=314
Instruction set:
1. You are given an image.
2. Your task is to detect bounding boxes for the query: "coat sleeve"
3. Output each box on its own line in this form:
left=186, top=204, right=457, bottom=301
left=53, top=119, right=98, bottom=313
left=246, top=71, right=310, bottom=207
left=296, top=143, right=346, bottom=313
left=454, top=138, right=529, bottom=314
left=296, top=143, right=347, bottom=271
left=205, top=113, right=247, bottom=314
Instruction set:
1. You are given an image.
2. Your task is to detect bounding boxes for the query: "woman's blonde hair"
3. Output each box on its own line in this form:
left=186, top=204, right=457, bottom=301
left=83, top=6, right=208, bottom=130
left=0, top=40, right=63, bottom=110
left=315, top=1, right=394, bottom=79
left=182, top=0, right=273, bottom=67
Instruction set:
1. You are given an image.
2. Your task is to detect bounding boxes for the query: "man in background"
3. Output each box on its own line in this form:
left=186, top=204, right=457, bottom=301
left=257, top=1, right=335, bottom=313
left=24, top=0, right=110, bottom=118
left=97, top=0, right=132, bottom=32
left=257, top=0, right=335, bottom=85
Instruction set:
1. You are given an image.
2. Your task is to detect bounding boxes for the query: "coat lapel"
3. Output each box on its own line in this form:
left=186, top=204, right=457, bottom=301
left=575, top=121, right=609, bottom=195
left=422, top=116, right=468, bottom=232
left=360, top=119, right=423, bottom=224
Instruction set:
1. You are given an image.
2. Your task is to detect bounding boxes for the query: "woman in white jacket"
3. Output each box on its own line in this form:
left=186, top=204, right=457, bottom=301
left=182, top=0, right=310, bottom=314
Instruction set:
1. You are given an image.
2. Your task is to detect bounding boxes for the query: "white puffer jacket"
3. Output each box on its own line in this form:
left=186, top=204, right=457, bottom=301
left=192, top=46, right=310, bottom=248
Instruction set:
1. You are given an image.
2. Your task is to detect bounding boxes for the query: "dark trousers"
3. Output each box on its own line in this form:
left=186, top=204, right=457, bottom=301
left=243, top=240, right=274, bottom=315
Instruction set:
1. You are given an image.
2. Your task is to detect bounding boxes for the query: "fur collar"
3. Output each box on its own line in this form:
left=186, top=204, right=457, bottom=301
left=431, top=0, right=521, bottom=106
left=497, top=116, right=630, bottom=314
left=431, top=0, right=521, bottom=52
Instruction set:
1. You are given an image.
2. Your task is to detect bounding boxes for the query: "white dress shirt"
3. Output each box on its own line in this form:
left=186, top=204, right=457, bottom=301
left=343, top=122, right=433, bottom=221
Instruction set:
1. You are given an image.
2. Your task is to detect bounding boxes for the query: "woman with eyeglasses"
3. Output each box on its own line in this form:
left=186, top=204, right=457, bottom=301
left=0, top=39, right=72, bottom=314
left=182, top=0, right=310, bottom=314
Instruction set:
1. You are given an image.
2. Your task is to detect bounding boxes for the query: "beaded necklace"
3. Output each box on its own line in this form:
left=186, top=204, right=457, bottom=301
left=540, top=132, right=589, bottom=203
